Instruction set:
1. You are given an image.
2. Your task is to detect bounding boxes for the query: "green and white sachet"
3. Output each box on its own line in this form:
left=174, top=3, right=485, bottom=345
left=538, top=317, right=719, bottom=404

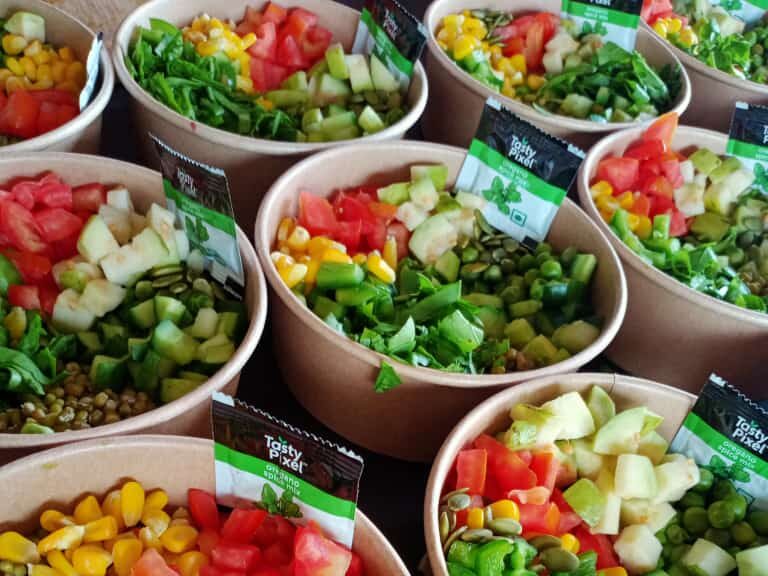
left=562, top=0, right=643, bottom=51
left=727, top=101, right=768, bottom=194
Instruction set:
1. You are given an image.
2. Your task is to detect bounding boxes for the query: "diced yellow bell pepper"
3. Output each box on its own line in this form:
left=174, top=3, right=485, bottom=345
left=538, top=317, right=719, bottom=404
left=590, top=180, right=613, bottom=199
left=452, top=35, right=479, bottom=60
left=47, top=550, right=78, bottom=576
left=617, top=191, right=634, bottom=210
left=159, top=525, right=198, bottom=554
left=72, top=545, right=113, bottom=576
left=561, top=533, right=580, bottom=554
left=598, top=568, right=628, bottom=576
left=38, top=526, right=86, bottom=554
left=121, top=481, right=145, bottom=528
left=366, top=252, right=395, bottom=283
left=0, top=532, right=40, bottom=563
left=636, top=215, right=652, bottom=239
left=489, top=500, right=519, bottom=521
left=466, top=508, right=484, bottom=530
left=383, top=236, right=398, bottom=270
left=178, top=551, right=209, bottom=576
left=83, top=516, right=119, bottom=544
left=145, top=490, right=169, bottom=512
left=112, top=539, right=143, bottom=576
left=74, top=495, right=103, bottom=525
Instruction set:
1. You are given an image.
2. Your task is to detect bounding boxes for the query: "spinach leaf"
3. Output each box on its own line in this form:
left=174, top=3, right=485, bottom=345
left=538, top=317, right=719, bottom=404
left=0, top=346, right=51, bottom=395
left=374, top=361, right=402, bottom=393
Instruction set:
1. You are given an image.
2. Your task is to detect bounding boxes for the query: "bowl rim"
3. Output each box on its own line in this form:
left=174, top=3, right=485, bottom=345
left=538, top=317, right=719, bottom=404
left=577, top=123, right=768, bottom=326
left=110, top=0, right=428, bottom=156
left=422, top=0, right=692, bottom=134
left=639, top=19, right=768, bottom=95
left=0, top=434, right=411, bottom=575
left=422, top=371, right=698, bottom=576
left=1, top=1, right=115, bottom=153
left=0, top=152, right=269, bottom=449
left=254, top=139, right=628, bottom=388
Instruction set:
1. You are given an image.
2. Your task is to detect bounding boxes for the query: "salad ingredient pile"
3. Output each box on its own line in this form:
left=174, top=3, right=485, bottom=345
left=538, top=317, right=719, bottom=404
left=0, top=479, right=364, bottom=576
left=435, top=9, right=679, bottom=122
left=126, top=3, right=406, bottom=142
left=0, top=171, right=246, bottom=434
left=0, top=11, right=87, bottom=145
left=273, top=164, right=602, bottom=379
left=590, top=112, right=768, bottom=312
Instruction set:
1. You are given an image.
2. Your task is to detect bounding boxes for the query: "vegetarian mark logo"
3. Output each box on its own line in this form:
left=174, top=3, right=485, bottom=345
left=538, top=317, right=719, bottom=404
left=265, top=434, right=306, bottom=474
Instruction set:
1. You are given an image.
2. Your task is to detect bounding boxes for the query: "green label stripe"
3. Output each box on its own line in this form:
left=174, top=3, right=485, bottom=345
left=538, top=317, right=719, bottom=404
left=565, top=1, right=640, bottom=27
left=748, top=0, right=768, bottom=10
left=360, top=8, right=413, bottom=77
left=214, top=443, right=356, bottom=519
left=163, top=180, right=235, bottom=235
left=469, top=140, right=566, bottom=205
left=727, top=138, right=768, bottom=162
left=684, top=413, right=768, bottom=480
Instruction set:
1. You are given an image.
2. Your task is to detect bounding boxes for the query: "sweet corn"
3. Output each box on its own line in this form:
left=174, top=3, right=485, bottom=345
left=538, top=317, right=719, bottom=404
left=507, top=71, right=524, bottom=86
left=240, top=32, right=257, bottom=50
left=196, top=40, right=221, bottom=57
left=366, top=252, right=395, bottom=283
left=599, top=208, right=614, bottom=223
left=112, top=539, right=143, bottom=576
left=31, top=50, right=52, bottom=66
left=560, top=533, right=580, bottom=554
left=139, top=527, right=162, bottom=551
left=277, top=217, right=296, bottom=243
left=509, top=54, right=527, bottom=75
left=590, top=180, right=613, bottom=199
left=627, top=212, right=641, bottom=231
left=0, top=532, right=40, bottom=563
left=24, top=40, right=42, bottom=57
left=121, top=481, right=145, bottom=528
left=501, top=83, right=516, bottom=99
left=104, top=532, right=137, bottom=553
left=256, top=97, right=274, bottom=111
left=169, top=518, right=191, bottom=527
left=307, top=236, right=333, bottom=258
left=617, top=191, right=634, bottom=210
left=489, top=500, right=519, bottom=521
left=2, top=34, right=27, bottom=56
left=351, top=253, right=367, bottom=265
left=38, top=526, right=85, bottom=554
left=6, top=57, right=23, bottom=76
left=27, top=565, right=62, bottom=576
left=595, top=194, right=619, bottom=212
left=72, top=546, right=112, bottom=576
left=19, top=56, right=37, bottom=81
left=58, top=47, right=75, bottom=62
left=466, top=508, right=484, bottom=529
left=636, top=215, right=652, bottom=239
left=55, top=80, right=79, bottom=93
left=0, top=69, right=13, bottom=89
left=65, top=61, right=86, bottom=87
left=666, top=18, right=682, bottom=33
left=383, top=236, right=398, bottom=270
left=678, top=28, right=697, bottom=46
left=238, top=53, right=251, bottom=78
left=279, top=263, right=308, bottom=288
left=443, top=14, right=464, bottom=29
left=145, top=490, right=169, bottom=512
left=527, top=74, right=545, bottom=91
left=171, top=507, right=189, bottom=520
left=159, top=525, right=198, bottom=554
left=101, top=490, right=124, bottom=530
left=236, top=75, right=254, bottom=94
left=286, top=225, right=311, bottom=252
left=178, top=551, right=208, bottom=576
left=304, top=258, right=321, bottom=285
left=36, top=64, right=52, bottom=83
left=461, top=18, right=486, bottom=40
left=83, top=516, right=119, bottom=544
left=452, top=35, right=479, bottom=60
left=75, top=495, right=103, bottom=525
left=653, top=20, right=668, bottom=37
left=321, top=248, right=353, bottom=264
left=52, top=61, right=67, bottom=83
left=40, top=511, right=72, bottom=533
left=436, top=26, right=457, bottom=46
left=46, top=550, right=78, bottom=576
left=598, top=568, right=628, bottom=576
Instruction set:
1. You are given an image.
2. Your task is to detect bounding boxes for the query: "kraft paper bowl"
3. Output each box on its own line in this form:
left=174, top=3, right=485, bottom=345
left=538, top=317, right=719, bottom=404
left=254, top=140, right=628, bottom=462
left=112, top=0, right=428, bottom=230
left=421, top=0, right=691, bottom=150
left=1, top=0, right=114, bottom=154
left=577, top=125, right=768, bottom=395
left=0, top=435, right=410, bottom=576
left=0, top=153, right=267, bottom=464
left=424, top=372, right=696, bottom=575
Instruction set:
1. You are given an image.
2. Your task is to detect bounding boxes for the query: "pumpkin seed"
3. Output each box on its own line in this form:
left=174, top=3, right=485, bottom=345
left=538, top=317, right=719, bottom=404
left=447, top=509, right=456, bottom=531
left=475, top=209, right=495, bottom=234
left=170, top=282, right=188, bottom=295
left=484, top=505, right=494, bottom=525
left=135, top=281, right=154, bottom=301
left=530, top=564, right=546, bottom=573
left=491, top=248, right=507, bottom=262
left=487, top=518, right=522, bottom=536
left=439, top=511, right=450, bottom=543
left=442, top=526, right=467, bottom=553
left=447, top=492, right=471, bottom=511
left=151, top=265, right=183, bottom=277
left=152, top=273, right=184, bottom=288
left=529, top=535, right=562, bottom=550
left=440, top=487, right=469, bottom=503
left=460, top=528, right=494, bottom=543
left=503, top=238, right=520, bottom=253
left=540, top=548, right=579, bottom=572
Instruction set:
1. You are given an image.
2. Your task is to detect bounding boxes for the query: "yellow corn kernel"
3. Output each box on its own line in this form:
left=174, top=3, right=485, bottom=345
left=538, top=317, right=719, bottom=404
left=0, top=69, right=12, bottom=89
left=597, top=568, right=628, bottom=576
left=383, top=236, right=398, bottom=270
left=31, top=51, right=51, bottom=66
left=40, top=511, right=73, bottom=533
left=240, top=32, right=257, bottom=50
left=489, top=499, right=520, bottom=521
left=178, top=551, right=208, bottom=576
left=6, top=76, right=30, bottom=92
left=171, top=508, right=189, bottom=520
left=279, top=263, right=308, bottom=288
left=351, top=253, right=366, bottom=265
left=307, top=236, right=333, bottom=258
left=238, top=53, right=251, bottom=78
left=436, top=26, right=457, bottom=47
left=38, top=526, right=85, bottom=554
left=5, top=57, right=23, bottom=76
left=678, top=27, right=697, bottom=46
left=271, top=251, right=295, bottom=272
left=59, top=47, right=75, bottom=62
left=196, top=40, right=220, bottom=57
left=321, top=248, right=353, bottom=264
left=27, top=566, right=62, bottom=576
left=595, top=194, right=619, bottom=212
left=501, top=83, right=516, bottom=100
left=83, top=516, right=118, bottom=544
left=0, top=532, right=40, bottom=564
left=287, top=225, right=311, bottom=252
left=55, top=80, right=79, bottom=93
left=112, top=539, right=143, bottom=576
left=121, top=481, right=145, bottom=528
left=169, top=518, right=191, bottom=527
left=599, top=208, right=614, bottom=223
left=256, top=97, right=274, bottom=111
left=366, top=252, right=395, bottom=283
left=304, top=258, right=321, bottom=285
left=509, top=54, right=527, bottom=75
left=24, top=40, right=42, bottom=57
left=461, top=17, right=486, bottom=40
left=2, top=35, right=27, bottom=56
left=47, top=550, right=78, bottom=576
left=139, top=527, right=162, bottom=551
left=209, top=17, right=225, bottom=30
left=653, top=20, right=668, bottom=37
left=104, top=532, right=138, bottom=553
left=507, top=70, right=524, bottom=86
left=452, top=34, right=479, bottom=61
left=65, top=61, right=86, bottom=87
left=277, top=217, right=296, bottom=242
left=36, top=63, right=52, bottom=83
left=191, top=17, right=206, bottom=32
left=466, top=508, right=484, bottom=530
left=443, top=14, right=464, bottom=30
left=527, top=74, right=545, bottom=91
left=617, top=191, right=634, bottom=210
left=627, top=212, right=641, bottom=231
left=29, top=78, right=54, bottom=90
left=145, top=490, right=169, bottom=512
left=235, top=75, right=254, bottom=94
left=19, top=56, right=36, bottom=80
left=101, top=490, right=124, bottom=531
left=51, top=60, right=67, bottom=83
left=636, top=215, right=652, bottom=239
left=75, top=495, right=103, bottom=525
left=159, top=525, right=198, bottom=554
left=72, top=545, right=112, bottom=576
left=142, top=509, right=170, bottom=537
left=560, top=533, right=580, bottom=554
left=590, top=180, right=613, bottom=199
left=666, top=17, right=683, bottom=33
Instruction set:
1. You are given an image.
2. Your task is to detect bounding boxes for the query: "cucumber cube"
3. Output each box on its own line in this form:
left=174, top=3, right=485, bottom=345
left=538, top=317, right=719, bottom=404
left=358, top=105, right=385, bottom=134
left=152, top=320, right=198, bottom=365
left=325, top=43, right=349, bottom=80
left=281, top=70, right=308, bottom=91
left=345, top=54, right=374, bottom=93
left=370, top=54, right=399, bottom=92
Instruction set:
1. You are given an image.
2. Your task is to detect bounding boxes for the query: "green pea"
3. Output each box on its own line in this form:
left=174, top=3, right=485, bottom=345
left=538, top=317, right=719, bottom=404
left=560, top=246, right=578, bottom=268
left=461, top=246, right=479, bottom=263
left=748, top=510, right=768, bottom=536
left=540, top=260, right=562, bottom=280
left=523, top=269, right=539, bottom=286
left=535, top=252, right=551, bottom=266
left=518, top=254, right=536, bottom=272
left=712, top=479, right=737, bottom=502
left=693, top=469, right=714, bottom=494
left=732, top=521, right=758, bottom=546
left=704, top=527, right=732, bottom=549
left=708, top=501, right=737, bottom=529
left=666, top=524, right=688, bottom=545
left=535, top=242, right=552, bottom=254
left=680, top=491, right=706, bottom=509
left=682, top=507, right=710, bottom=536
left=726, top=495, right=748, bottom=522
left=753, top=42, right=765, bottom=55
left=483, top=264, right=503, bottom=284
left=754, top=54, right=765, bottom=68
left=529, top=279, right=545, bottom=301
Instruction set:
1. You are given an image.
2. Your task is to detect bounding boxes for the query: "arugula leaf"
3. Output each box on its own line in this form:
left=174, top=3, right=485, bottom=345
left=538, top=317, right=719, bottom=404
left=374, top=361, right=402, bottom=393
left=630, top=52, right=669, bottom=103
left=18, top=313, right=44, bottom=357
left=0, top=347, right=51, bottom=396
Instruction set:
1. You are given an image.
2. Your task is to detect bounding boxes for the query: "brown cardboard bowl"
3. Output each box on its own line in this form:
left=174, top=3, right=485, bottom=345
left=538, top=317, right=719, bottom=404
left=0, top=435, right=410, bottom=576
left=112, top=0, right=428, bottom=231
left=421, top=0, right=691, bottom=151
left=577, top=125, right=768, bottom=396
left=254, top=140, right=628, bottom=462
left=0, top=153, right=268, bottom=465
left=424, top=372, right=696, bottom=576
left=1, top=0, right=114, bottom=154
left=641, top=21, right=768, bottom=133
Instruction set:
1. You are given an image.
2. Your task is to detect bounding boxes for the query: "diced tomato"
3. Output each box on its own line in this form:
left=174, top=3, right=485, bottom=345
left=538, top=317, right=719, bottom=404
left=248, top=22, right=278, bottom=61
left=250, top=59, right=290, bottom=92
left=276, top=35, right=307, bottom=68
left=0, top=201, right=47, bottom=253
left=250, top=569, right=281, bottom=576
left=501, top=36, right=525, bottom=56
left=282, top=8, right=318, bottom=41
left=262, top=540, right=293, bottom=567
left=335, top=220, right=362, bottom=253
left=574, top=526, right=619, bottom=569
left=188, top=489, right=220, bottom=531
left=641, top=0, right=672, bottom=22
left=28, top=90, right=78, bottom=106
left=638, top=158, right=662, bottom=182
left=495, top=14, right=535, bottom=41
left=0, top=90, right=40, bottom=140
left=534, top=12, right=558, bottom=42
left=596, top=157, right=639, bottom=194
left=200, top=565, right=245, bottom=576
left=630, top=193, right=651, bottom=217
left=299, top=192, right=337, bottom=237
left=649, top=194, right=674, bottom=217
left=523, top=21, right=546, bottom=72
left=386, top=222, right=410, bottom=260
left=302, top=26, right=333, bottom=64
left=0, top=92, right=7, bottom=110
left=51, top=231, right=79, bottom=261
left=253, top=515, right=296, bottom=549
left=367, top=202, right=398, bottom=222
left=642, top=175, right=673, bottom=199
left=550, top=489, right=583, bottom=534
left=244, top=5, right=264, bottom=25
left=345, top=554, right=364, bottom=576
left=1, top=250, right=51, bottom=283
left=198, top=530, right=220, bottom=556
left=38, top=282, right=58, bottom=317
left=519, top=502, right=561, bottom=535
left=507, top=486, right=551, bottom=505
left=34, top=209, right=82, bottom=243
left=625, top=138, right=665, bottom=160
left=211, top=544, right=261, bottom=572
left=473, top=434, right=537, bottom=495
left=456, top=449, right=487, bottom=496
left=11, top=182, right=35, bottom=210
left=660, top=154, right=683, bottom=188
left=643, top=112, right=678, bottom=149
left=72, top=183, right=106, bottom=213
left=53, top=104, right=77, bottom=130
left=8, top=284, right=40, bottom=311
left=364, top=220, right=387, bottom=252
left=262, top=2, right=288, bottom=24
left=529, top=452, right=560, bottom=493
left=133, top=549, right=178, bottom=576
left=293, top=526, right=351, bottom=576
left=220, top=508, right=268, bottom=544
left=36, top=102, right=62, bottom=136
left=335, top=195, right=372, bottom=224
left=669, top=209, right=688, bottom=237
left=515, top=450, right=533, bottom=466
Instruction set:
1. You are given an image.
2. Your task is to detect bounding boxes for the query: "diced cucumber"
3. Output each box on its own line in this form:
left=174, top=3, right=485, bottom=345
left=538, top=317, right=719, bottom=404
left=736, top=544, right=768, bottom=576
left=345, top=54, right=374, bottom=93
left=689, top=148, right=722, bottom=175
left=563, top=478, right=605, bottom=526
left=196, top=333, right=235, bottom=364
left=411, top=165, right=449, bottom=191
left=542, top=391, right=595, bottom=439
left=179, top=371, right=208, bottom=382
left=313, top=73, right=351, bottom=107
left=327, top=125, right=360, bottom=141
left=370, top=54, right=399, bottom=92
left=561, top=94, right=594, bottom=119
left=77, top=331, right=103, bottom=353
left=152, top=320, right=198, bottom=365
left=319, top=110, right=356, bottom=134
left=128, top=299, right=156, bottom=329
left=358, top=105, right=385, bottom=134
left=185, top=308, right=219, bottom=340
left=614, top=525, right=663, bottom=575
left=52, top=289, right=96, bottom=333
left=409, top=177, right=439, bottom=211
left=266, top=89, right=308, bottom=108
left=160, top=378, right=202, bottom=403
left=281, top=70, right=308, bottom=91
left=615, top=454, right=657, bottom=499
left=683, top=538, right=736, bottom=576
left=154, top=295, right=187, bottom=324
left=377, top=182, right=410, bottom=205
left=216, top=311, right=242, bottom=340
left=551, top=320, right=600, bottom=354
left=147, top=204, right=180, bottom=264
left=435, top=250, right=460, bottom=282
left=408, top=214, right=458, bottom=264
left=78, top=215, right=120, bottom=264
left=128, top=336, right=151, bottom=361
left=80, top=279, right=127, bottom=318
left=99, top=205, right=133, bottom=245
left=131, top=349, right=176, bottom=393
left=308, top=58, right=329, bottom=79
left=302, top=108, right=323, bottom=131
left=325, top=43, right=349, bottom=79
left=89, top=355, right=127, bottom=390
left=106, top=187, right=134, bottom=212
left=4, top=11, right=46, bottom=42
